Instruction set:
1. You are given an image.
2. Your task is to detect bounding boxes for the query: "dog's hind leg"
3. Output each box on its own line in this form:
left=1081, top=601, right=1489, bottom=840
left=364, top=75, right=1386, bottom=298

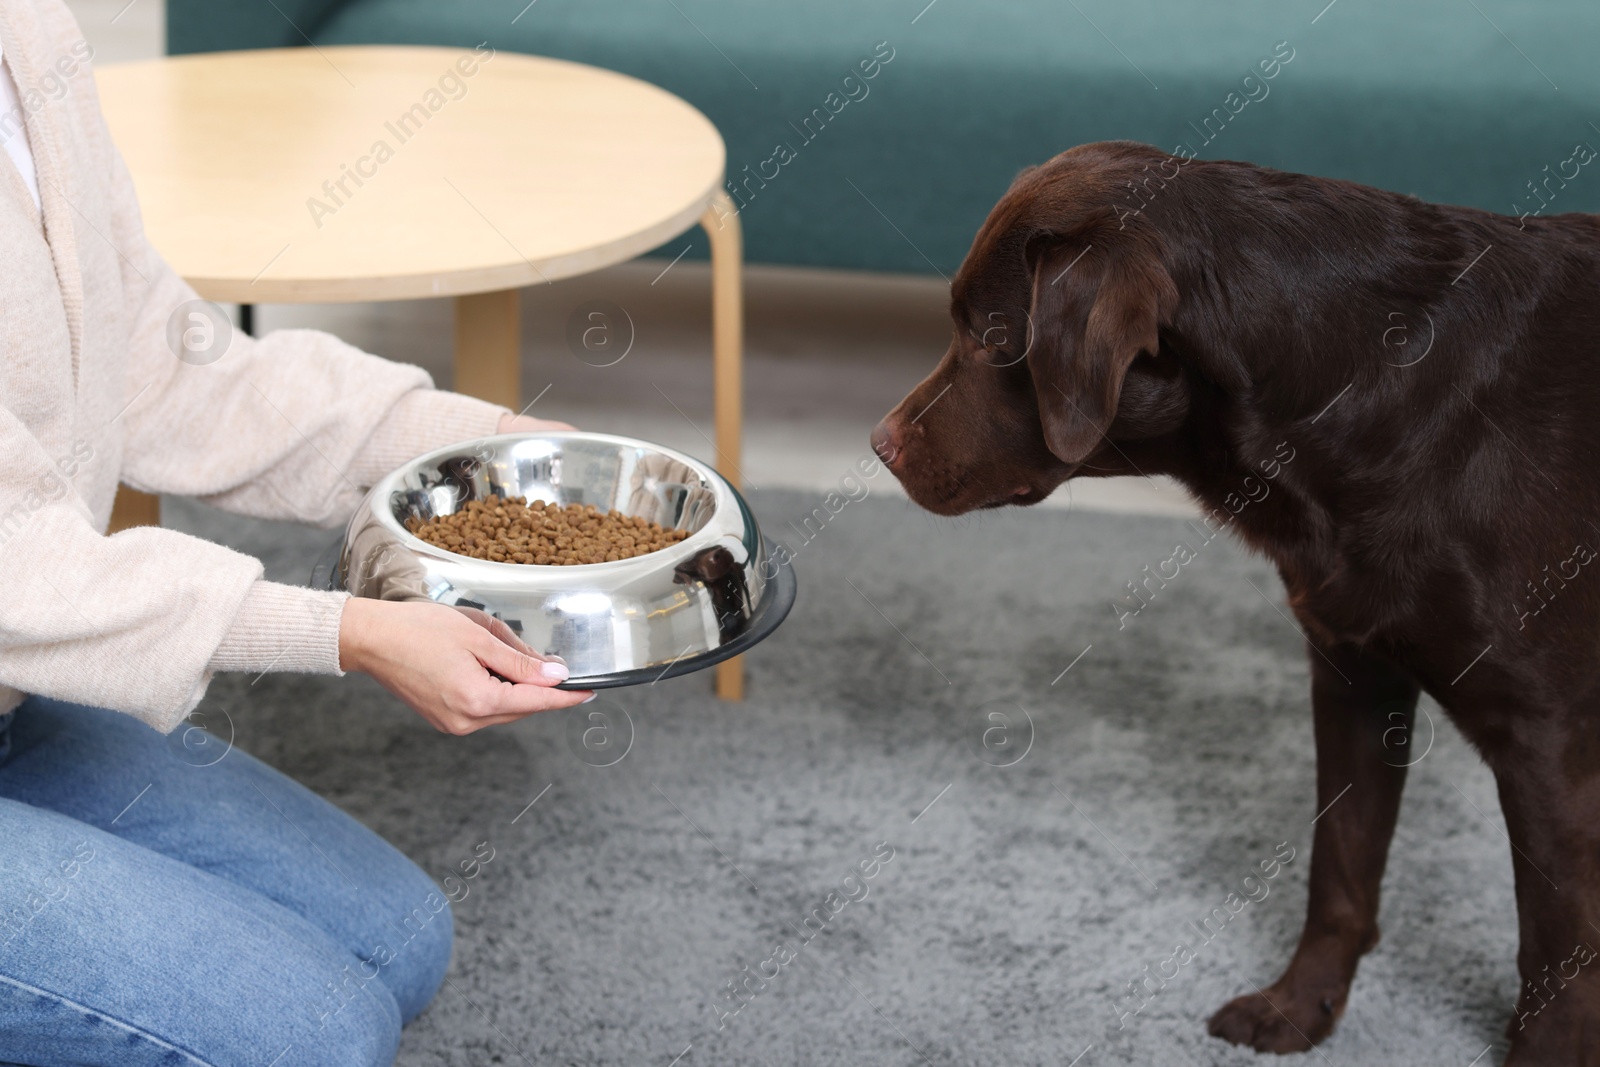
left=1208, top=642, right=1418, bottom=1054
left=1486, top=713, right=1600, bottom=1066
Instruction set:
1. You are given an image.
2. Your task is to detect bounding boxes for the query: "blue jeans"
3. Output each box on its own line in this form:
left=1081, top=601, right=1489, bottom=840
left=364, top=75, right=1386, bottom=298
left=0, top=697, right=452, bottom=1066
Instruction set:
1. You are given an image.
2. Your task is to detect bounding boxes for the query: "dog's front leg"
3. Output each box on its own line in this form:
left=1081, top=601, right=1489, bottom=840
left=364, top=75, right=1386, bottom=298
left=1209, top=643, right=1419, bottom=1053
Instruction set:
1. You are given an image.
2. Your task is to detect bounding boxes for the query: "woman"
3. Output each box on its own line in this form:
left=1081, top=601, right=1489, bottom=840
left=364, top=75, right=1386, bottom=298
left=0, top=3, right=593, bottom=1063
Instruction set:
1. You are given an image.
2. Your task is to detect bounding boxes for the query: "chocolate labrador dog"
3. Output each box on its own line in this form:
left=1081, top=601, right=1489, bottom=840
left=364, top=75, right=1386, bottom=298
left=872, top=141, right=1600, bottom=1064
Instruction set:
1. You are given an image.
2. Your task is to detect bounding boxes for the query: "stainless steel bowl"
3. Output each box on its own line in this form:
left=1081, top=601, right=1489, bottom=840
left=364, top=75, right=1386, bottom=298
left=331, top=432, right=796, bottom=688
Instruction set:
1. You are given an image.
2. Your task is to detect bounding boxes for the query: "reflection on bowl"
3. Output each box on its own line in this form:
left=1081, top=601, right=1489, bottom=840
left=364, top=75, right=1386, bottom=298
left=336, top=432, right=795, bottom=687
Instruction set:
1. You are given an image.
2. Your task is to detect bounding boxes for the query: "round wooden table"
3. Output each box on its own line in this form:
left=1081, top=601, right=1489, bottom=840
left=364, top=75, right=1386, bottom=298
left=97, top=45, right=746, bottom=698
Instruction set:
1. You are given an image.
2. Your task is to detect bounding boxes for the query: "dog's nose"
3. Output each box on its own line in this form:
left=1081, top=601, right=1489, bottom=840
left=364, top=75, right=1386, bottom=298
left=870, top=418, right=902, bottom=468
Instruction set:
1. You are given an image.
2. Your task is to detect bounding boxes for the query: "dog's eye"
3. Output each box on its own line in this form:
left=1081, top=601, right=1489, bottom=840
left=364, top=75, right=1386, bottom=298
left=968, top=327, right=1003, bottom=355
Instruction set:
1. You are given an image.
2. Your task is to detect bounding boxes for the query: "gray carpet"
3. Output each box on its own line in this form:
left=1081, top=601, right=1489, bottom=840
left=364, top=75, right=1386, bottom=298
left=169, top=487, right=1519, bottom=1067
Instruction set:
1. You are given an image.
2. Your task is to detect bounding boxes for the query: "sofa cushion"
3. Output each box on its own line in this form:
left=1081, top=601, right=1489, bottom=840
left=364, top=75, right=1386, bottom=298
left=167, top=0, right=348, bottom=55
left=179, top=0, right=1600, bottom=274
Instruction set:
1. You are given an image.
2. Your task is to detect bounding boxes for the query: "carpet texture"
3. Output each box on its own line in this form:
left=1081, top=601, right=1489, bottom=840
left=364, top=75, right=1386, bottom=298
left=169, top=487, right=1519, bottom=1067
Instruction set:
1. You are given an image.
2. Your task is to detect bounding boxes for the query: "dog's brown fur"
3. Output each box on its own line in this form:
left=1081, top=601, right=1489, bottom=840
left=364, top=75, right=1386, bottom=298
left=873, top=141, right=1600, bottom=1063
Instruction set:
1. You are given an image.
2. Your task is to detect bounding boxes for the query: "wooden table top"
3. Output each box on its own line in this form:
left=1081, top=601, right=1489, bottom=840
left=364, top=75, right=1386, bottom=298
left=97, top=46, right=726, bottom=304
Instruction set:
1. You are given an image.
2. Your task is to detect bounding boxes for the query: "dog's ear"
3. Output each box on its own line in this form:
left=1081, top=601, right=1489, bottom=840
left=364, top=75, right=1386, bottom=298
left=1025, top=238, right=1177, bottom=464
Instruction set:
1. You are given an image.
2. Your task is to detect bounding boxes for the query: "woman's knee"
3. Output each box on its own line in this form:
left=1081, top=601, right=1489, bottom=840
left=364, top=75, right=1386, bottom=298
left=292, top=962, right=405, bottom=1067
left=0, top=919, right=405, bottom=1067
left=209, top=932, right=406, bottom=1067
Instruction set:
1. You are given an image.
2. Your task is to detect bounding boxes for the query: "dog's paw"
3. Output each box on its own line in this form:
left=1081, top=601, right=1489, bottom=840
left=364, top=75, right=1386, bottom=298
left=1207, top=984, right=1339, bottom=1054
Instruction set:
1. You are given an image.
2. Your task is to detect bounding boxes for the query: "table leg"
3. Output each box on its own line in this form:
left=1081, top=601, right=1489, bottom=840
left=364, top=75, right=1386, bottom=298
left=108, top=486, right=161, bottom=532
left=454, top=289, right=522, bottom=409
left=701, top=190, right=746, bottom=702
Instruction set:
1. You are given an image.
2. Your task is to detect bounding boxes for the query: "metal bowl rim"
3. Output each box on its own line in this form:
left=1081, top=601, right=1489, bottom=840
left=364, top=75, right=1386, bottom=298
left=315, top=532, right=798, bottom=689
left=369, top=430, right=740, bottom=573
left=554, top=537, right=797, bottom=688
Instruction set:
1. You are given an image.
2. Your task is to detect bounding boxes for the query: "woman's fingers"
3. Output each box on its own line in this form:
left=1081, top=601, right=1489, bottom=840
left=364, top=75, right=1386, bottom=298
left=481, top=681, right=594, bottom=719
left=455, top=606, right=532, bottom=654
left=343, top=599, right=591, bottom=734
left=441, top=678, right=592, bottom=733
left=484, top=616, right=536, bottom=656
left=472, top=628, right=570, bottom=687
left=455, top=605, right=567, bottom=666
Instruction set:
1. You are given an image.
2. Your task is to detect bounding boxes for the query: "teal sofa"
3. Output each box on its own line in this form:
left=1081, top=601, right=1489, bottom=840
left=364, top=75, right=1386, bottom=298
left=167, top=1, right=1600, bottom=275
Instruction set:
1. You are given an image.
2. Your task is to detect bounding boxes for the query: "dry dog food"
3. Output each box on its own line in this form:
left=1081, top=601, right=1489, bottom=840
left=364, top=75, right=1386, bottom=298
left=405, top=495, right=687, bottom=565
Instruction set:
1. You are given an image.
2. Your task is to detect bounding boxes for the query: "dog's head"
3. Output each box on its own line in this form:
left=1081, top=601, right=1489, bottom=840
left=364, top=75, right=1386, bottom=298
left=872, top=142, right=1184, bottom=515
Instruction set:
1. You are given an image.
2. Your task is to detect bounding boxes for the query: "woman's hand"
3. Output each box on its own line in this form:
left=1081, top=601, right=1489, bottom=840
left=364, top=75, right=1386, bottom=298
left=342, top=411, right=579, bottom=733
left=338, top=598, right=592, bottom=734
left=498, top=412, right=575, bottom=434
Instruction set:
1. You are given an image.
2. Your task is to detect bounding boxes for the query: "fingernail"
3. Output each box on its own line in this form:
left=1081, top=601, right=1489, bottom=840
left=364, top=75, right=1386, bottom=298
left=547, top=654, right=567, bottom=666
left=541, top=661, right=570, bottom=681
left=582, top=693, right=597, bottom=703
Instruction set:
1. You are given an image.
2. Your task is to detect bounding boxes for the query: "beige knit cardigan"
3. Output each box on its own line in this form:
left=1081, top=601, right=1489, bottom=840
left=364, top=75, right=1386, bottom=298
left=0, top=0, right=511, bottom=732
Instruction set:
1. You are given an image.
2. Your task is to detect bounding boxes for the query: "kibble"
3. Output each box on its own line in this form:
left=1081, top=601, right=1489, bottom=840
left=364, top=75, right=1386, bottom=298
left=405, top=495, right=688, bottom=565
